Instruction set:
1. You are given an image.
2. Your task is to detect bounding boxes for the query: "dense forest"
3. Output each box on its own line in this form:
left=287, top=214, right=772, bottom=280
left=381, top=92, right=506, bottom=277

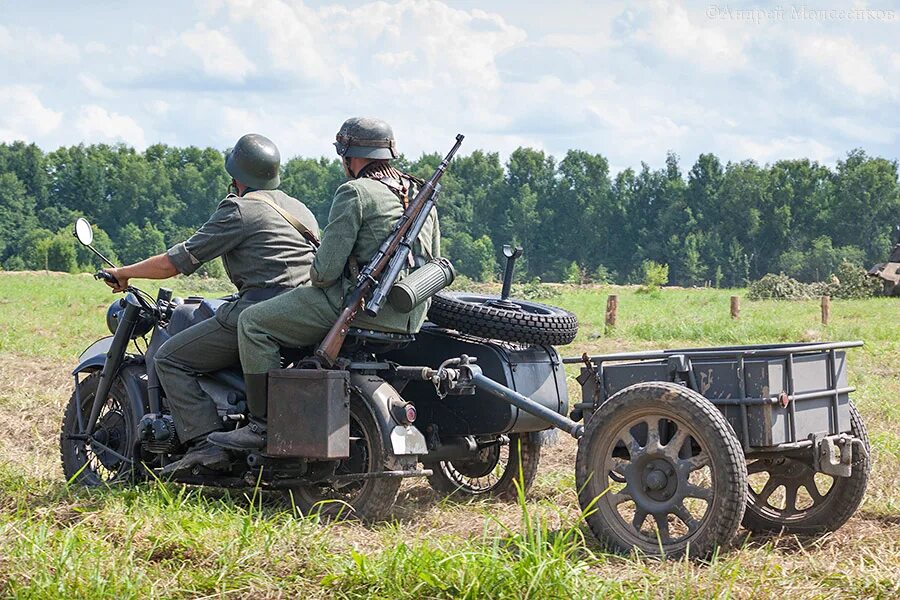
left=0, top=141, right=897, bottom=286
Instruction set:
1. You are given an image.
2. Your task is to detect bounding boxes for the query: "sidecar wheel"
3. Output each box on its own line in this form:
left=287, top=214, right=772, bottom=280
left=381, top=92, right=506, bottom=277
left=575, top=382, right=747, bottom=559
left=60, top=371, right=141, bottom=486
left=287, top=395, right=400, bottom=521
left=424, top=433, right=541, bottom=500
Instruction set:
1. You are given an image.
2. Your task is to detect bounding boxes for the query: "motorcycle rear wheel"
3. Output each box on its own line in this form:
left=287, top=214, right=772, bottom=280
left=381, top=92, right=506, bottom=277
left=60, top=371, right=140, bottom=486
left=287, top=395, right=400, bottom=521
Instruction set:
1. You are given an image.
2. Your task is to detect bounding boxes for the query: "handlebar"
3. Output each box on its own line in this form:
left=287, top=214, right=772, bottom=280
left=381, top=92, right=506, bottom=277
left=94, top=270, right=119, bottom=285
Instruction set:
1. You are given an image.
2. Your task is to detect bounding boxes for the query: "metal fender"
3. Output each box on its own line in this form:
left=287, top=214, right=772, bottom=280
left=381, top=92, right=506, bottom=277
left=73, top=348, right=149, bottom=423
left=349, top=373, right=427, bottom=456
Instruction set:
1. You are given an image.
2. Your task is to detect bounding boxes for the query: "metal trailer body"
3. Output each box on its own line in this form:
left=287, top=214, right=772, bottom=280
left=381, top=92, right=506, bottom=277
left=567, top=341, right=862, bottom=454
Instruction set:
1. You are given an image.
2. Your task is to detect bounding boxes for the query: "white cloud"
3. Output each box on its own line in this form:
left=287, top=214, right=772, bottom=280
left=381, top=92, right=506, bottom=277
left=1, top=0, right=899, bottom=171
left=0, top=86, right=63, bottom=142
left=75, top=105, right=147, bottom=149
left=718, top=134, right=836, bottom=164
left=620, top=0, right=748, bottom=71
left=793, top=35, right=891, bottom=98
left=84, top=41, right=108, bottom=54
left=0, top=25, right=80, bottom=67
left=79, top=75, right=114, bottom=98
left=180, top=24, right=255, bottom=80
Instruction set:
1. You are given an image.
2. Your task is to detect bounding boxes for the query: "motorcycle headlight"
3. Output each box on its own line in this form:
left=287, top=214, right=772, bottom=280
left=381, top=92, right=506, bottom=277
left=106, top=297, right=154, bottom=339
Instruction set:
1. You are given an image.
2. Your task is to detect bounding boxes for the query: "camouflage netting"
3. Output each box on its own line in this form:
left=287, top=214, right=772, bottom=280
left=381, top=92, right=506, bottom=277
left=748, top=262, right=881, bottom=301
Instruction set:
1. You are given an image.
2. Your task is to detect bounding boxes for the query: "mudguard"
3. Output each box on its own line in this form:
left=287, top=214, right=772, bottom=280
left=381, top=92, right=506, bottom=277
left=349, top=373, right=427, bottom=457
left=73, top=337, right=150, bottom=423
left=72, top=336, right=114, bottom=374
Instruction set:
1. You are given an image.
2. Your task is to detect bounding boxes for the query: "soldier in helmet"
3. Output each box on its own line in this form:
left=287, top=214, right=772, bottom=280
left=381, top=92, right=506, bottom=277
left=103, top=133, right=319, bottom=473
left=209, top=117, right=440, bottom=451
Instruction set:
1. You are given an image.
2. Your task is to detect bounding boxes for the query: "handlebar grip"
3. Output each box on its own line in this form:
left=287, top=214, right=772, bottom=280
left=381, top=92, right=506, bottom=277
left=94, top=270, right=119, bottom=285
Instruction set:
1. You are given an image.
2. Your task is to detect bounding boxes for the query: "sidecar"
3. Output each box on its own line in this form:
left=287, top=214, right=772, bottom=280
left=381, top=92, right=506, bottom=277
left=385, top=324, right=567, bottom=498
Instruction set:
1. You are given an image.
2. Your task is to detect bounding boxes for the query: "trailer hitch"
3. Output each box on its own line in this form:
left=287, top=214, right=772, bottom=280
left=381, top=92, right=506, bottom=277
left=447, top=358, right=584, bottom=439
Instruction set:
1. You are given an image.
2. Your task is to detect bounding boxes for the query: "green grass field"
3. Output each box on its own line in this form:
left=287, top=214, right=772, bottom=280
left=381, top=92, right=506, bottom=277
left=0, top=272, right=897, bottom=598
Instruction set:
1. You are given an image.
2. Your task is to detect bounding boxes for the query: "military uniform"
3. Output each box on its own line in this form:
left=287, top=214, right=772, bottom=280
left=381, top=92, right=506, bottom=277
left=237, top=177, right=440, bottom=376
left=155, top=189, right=318, bottom=443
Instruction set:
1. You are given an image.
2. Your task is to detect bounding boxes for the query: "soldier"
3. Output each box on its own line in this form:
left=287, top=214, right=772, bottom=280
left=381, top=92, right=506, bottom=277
left=209, top=117, right=440, bottom=451
left=103, top=133, right=319, bottom=473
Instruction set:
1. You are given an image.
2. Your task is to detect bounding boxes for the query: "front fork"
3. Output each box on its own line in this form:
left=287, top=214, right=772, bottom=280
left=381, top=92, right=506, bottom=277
left=82, top=298, right=141, bottom=435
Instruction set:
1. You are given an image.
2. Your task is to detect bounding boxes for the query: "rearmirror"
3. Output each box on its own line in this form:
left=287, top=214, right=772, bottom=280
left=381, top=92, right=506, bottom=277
left=74, top=218, right=94, bottom=246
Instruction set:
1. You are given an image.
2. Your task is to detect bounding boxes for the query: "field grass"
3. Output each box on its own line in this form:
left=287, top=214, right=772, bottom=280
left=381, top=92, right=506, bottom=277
left=0, top=272, right=897, bottom=598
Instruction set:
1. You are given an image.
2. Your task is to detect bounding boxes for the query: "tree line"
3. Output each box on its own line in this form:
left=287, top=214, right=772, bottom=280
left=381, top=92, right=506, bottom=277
left=0, top=141, right=897, bottom=286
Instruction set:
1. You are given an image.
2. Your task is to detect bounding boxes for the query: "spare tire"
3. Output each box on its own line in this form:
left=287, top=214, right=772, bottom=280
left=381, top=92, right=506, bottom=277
left=428, top=292, right=578, bottom=346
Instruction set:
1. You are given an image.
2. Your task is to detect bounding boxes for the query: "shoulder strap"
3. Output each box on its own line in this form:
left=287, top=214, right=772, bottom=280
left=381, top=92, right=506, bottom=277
left=244, top=191, right=319, bottom=247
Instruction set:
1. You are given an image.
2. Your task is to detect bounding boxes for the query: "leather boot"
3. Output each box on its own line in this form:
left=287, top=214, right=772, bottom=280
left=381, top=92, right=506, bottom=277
left=207, top=373, right=268, bottom=451
left=161, top=438, right=230, bottom=475
left=207, top=417, right=267, bottom=451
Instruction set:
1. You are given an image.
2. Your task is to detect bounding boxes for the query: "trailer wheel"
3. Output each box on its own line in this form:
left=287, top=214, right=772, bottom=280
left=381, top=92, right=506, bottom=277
left=742, top=402, right=870, bottom=535
left=424, top=433, right=541, bottom=500
left=428, top=292, right=578, bottom=346
left=575, top=382, right=747, bottom=559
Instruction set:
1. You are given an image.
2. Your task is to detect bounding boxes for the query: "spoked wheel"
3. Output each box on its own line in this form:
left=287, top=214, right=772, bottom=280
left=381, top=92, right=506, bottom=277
left=576, top=382, right=747, bottom=558
left=425, top=433, right=541, bottom=500
left=60, top=372, right=140, bottom=486
left=288, top=396, right=400, bottom=521
left=743, top=403, right=870, bottom=534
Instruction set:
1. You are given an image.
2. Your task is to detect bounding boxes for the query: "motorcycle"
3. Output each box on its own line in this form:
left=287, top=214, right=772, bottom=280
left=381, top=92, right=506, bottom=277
left=62, top=218, right=578, bottom=519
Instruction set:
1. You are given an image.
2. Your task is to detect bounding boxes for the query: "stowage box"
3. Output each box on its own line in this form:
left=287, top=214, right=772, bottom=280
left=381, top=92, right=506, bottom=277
left=267, top=369, right=350, bottom=458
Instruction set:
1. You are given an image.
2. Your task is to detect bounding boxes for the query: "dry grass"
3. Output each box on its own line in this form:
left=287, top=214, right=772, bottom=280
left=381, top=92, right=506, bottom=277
left=0, top=274, right=898, bottom=598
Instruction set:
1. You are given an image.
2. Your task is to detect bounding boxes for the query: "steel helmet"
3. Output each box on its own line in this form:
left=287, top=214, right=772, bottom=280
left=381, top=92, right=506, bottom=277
left=334, top=117, right=398, bottom=160
left=225, top=133, right=281, bottom=190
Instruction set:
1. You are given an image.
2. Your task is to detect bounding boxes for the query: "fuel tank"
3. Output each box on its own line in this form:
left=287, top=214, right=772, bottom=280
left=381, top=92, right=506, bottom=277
left=385, top=324, right=567, bottom=435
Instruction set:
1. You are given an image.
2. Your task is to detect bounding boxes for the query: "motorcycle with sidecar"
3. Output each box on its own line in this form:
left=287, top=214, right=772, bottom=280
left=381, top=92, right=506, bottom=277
left=63, top=218, right=870, bottom=558
left=62, top=219, right=577, bottom=520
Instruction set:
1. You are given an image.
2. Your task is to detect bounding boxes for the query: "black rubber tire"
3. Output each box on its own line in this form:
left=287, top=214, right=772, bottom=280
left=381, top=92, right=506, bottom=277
left=60, top=371, right=141, bottom=486
left=424, top=433, right=541, bottom=500
left=575, top=382, right=747, bottom=559
left=742, top=402, right=870, bottom=535
left=428, top=292, right=578, bottom=346
left=288, top=395, right=401, bottom=521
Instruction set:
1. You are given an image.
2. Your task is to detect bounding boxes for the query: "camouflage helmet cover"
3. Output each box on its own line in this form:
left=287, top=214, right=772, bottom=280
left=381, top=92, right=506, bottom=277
left=225, top=133, right=281, bottom=190
left=334, top=117, right=398, bottom=160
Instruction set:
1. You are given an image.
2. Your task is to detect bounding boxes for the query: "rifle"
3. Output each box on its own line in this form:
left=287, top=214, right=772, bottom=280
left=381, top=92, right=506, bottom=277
left=315, top=134, right=464, bottom=367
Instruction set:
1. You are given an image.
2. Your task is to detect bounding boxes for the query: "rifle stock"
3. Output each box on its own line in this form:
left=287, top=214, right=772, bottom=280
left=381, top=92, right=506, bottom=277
left=315, top=134, right=464, bottom=366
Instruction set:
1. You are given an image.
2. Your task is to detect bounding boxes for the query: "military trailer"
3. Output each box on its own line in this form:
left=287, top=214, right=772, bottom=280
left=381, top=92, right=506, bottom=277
left=565, top=341, right=869, bottom=557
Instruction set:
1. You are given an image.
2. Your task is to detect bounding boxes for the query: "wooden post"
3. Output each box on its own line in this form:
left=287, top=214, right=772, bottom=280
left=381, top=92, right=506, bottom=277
left=605, top=295, right=618, bottom=332
left=730, top=295, right=740, bottom=320
left=821, top=295, right=830, bottom=325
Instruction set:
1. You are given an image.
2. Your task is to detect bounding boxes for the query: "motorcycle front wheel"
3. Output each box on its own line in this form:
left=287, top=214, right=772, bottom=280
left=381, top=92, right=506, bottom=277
left=60, top=371, right=141, bottom=486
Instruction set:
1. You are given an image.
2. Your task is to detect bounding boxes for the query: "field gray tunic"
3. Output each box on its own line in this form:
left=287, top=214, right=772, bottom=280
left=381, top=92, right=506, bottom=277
left=156, top=189, right=319, bottom=442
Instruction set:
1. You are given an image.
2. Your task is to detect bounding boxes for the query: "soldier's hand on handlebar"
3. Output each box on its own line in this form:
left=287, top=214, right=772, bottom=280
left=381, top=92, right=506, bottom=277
left=95, top=269, right=128, bottom=293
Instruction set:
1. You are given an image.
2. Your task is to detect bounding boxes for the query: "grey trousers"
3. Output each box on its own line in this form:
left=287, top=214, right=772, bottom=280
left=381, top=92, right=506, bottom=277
left=155, top=300, right=247, bottom=443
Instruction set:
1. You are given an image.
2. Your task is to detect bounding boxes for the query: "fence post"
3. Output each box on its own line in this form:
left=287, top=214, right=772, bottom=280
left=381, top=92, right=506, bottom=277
left=821, top=295, right=830, bottom=325
left=730, top=295, right=740, bottom=320
left=605, top=294, right=618, bottom=333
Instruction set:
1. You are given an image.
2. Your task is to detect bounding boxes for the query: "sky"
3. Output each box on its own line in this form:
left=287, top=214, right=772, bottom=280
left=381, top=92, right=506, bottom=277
left=1, top=0, right=899, bottom=173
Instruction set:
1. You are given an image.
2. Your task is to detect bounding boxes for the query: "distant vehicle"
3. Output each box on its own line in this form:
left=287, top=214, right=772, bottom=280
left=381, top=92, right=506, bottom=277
left=867, top=244, right=900, bottom=296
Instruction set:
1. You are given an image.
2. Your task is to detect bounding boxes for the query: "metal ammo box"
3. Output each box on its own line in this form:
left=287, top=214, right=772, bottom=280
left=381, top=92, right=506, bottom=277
left=267, top=369, right=350, bottom=458
left=576, top=342, right=858, bottom=449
